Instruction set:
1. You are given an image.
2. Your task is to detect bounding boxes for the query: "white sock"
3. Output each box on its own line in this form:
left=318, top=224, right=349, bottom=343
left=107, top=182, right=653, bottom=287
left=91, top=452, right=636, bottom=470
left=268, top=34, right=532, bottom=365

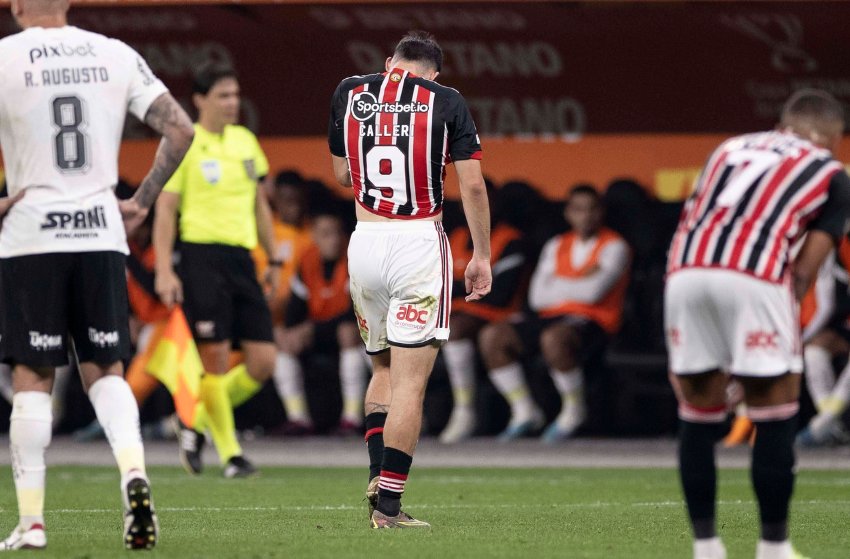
left=490, top=362, right=535, bottom=421
left=803, top=345, right=834, bottom=410
left=10, top=392, right=52, bottom=530
left=88, top=376, right=146, bottom=484
left=810, top=360, right=850, bottom=438
left=693, top=536, right=726, bottom=559
left=550, top=368, right=585, bottom=427
left=0, top=363, right=13, bottom=404
left=339, top=348, right=365, bottom=424
left=443, top=339, right=476, bottom=409
left=551, top=367, right=583, bottom=396
left=755, top=539, right=792, bottom=559
left=273, top=352, right=310, bottom=423
left=826, top=360, right=850, bottom=413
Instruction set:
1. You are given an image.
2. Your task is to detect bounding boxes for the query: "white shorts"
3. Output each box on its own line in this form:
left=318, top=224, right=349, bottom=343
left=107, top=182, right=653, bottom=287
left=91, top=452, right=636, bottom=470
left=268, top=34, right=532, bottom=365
left=664, top=268, right=802, bottom=377
left=348, top=221, right=451, bottom=354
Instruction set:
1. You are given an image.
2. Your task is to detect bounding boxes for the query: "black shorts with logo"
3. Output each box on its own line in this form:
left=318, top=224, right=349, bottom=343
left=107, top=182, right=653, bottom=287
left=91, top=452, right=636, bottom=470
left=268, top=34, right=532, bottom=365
left=0, top=251, right=131, bottom=367
left=179, top=242, right=273, bottom=344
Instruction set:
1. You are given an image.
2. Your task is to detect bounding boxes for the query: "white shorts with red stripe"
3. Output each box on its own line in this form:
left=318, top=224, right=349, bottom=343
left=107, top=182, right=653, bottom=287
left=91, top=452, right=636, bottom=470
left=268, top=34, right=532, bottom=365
left=665, top=268, right=802, bottom=377
left=348, top=220, right=452, bottom=354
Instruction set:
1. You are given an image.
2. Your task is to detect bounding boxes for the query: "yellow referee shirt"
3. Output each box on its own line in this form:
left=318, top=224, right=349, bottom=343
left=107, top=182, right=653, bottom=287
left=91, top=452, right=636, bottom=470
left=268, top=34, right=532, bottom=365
left=164, top=123, right=269, bottom=249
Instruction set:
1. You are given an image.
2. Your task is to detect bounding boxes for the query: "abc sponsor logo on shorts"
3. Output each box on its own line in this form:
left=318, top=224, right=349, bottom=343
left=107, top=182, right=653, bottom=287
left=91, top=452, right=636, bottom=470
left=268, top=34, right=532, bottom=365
left=745, top=330, right=778, bottom=350
left=350, top=91, right=429, bottom=122
left=394, top=305, right=428, bottom=330
left=29, top=42, right=96, bottom=64
left=88, top=328, right=119, bottom=348
left=29, top=331, right=62, bottom=351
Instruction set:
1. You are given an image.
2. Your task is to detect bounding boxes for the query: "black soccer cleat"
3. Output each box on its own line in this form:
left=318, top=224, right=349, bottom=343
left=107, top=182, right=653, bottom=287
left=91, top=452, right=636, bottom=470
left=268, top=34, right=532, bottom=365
left=223, top=455, right=258, bottom=479
left=123, top=477, right=158, bottom=550
left=176, top=419, right=205, bottom=476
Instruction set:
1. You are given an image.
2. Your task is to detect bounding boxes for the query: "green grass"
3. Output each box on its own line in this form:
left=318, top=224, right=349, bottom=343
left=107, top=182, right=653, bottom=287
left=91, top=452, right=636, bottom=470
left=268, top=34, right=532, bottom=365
left=0, top=466, right=847, bottom=558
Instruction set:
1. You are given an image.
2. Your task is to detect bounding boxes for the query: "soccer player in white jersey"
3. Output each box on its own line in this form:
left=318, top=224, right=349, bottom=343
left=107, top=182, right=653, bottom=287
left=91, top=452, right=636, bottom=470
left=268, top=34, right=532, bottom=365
left=665, top=89, right=850, bottom=559
left=0, top=0, right=194, bottom=550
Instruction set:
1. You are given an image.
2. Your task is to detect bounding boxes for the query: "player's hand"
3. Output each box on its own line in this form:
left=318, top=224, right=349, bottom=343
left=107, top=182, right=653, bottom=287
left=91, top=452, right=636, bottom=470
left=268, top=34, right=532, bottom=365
left=263, top=265, right=281, bottom=303
left=464, top=256, right=492, bottom=302
left=155, top=268, right=183, bottom=308
left=0, top=190, right=24, bottom=228
left=119, top=198, right=149, bottom=235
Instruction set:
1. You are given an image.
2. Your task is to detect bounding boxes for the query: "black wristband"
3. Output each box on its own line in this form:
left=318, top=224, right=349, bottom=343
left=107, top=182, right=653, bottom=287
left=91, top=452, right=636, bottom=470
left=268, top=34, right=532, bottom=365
left=268, top=259, right=283, bottom=267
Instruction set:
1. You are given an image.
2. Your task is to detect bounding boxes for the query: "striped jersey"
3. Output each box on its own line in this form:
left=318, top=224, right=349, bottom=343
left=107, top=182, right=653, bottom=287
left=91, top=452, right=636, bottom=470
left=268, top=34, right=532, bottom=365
left=328, top=67, right=482, bottom=219
left=667, top=130, right=850, bottom=283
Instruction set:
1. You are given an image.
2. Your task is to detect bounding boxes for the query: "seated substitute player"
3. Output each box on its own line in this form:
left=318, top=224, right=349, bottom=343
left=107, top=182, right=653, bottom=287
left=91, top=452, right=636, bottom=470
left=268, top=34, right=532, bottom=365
left=257, top=173, right=316, bottom=434
left=276, top=213, right=366, bottom=435
left=440, top=182, right=528, bottom=443
left=478, top=185, right=630, bottom=442
left=328, top=31, right=492, bottom=528
left=665, top=89, right=850, bottom=559
left=798, top=239, right=850, bottom=446
left=153, top=63, right=277, bottom=478
left=0, top=0, right=194, bottom=550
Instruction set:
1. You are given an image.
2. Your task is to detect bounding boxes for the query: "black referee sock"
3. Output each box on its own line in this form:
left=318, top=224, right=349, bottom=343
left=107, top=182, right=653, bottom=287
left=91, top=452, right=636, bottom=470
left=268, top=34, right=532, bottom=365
left=678, top=419, right=727, bottom=539
left=364, top=412, right=387, bottom=482
left=752, top=415, right=797, bottom=542
left=377, top=447, right=413, bottom=517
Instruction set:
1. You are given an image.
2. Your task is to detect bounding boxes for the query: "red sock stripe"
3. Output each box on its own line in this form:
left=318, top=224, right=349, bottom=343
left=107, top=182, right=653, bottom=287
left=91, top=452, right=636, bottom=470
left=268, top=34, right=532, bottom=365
left=379, top=470, right=408, bottom=481
left=378, top=474, right=406, bottom=493
left=364, top=427, right=384, bottom=442
left=678, top=402, right=727, bottom=424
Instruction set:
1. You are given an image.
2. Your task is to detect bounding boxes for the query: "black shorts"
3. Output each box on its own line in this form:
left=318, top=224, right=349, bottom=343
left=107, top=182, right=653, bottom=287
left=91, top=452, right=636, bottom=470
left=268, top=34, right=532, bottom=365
left=179, top=242, right=273, bottom=344
left=0, top=251, right=131, bottom=367
left=514, top=314, right=608, bottom=362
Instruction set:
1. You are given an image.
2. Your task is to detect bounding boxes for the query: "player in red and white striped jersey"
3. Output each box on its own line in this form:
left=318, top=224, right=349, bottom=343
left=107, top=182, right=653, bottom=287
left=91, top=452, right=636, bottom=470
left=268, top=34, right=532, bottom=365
left=665, top=89, right=850, bottom=559
left=328, top=31, right=491, bottom=529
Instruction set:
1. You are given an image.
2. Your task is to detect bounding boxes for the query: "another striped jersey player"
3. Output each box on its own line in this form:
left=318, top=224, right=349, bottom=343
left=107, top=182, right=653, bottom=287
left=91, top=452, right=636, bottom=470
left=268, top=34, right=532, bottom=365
left=667, top=129, right=850, bottom=377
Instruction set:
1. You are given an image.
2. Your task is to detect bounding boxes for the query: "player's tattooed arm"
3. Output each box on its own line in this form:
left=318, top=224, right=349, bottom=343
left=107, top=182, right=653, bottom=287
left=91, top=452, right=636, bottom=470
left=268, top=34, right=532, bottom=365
left=134, top=93, right=195, bottom=209
left=365, top=402, right=390, bottom=415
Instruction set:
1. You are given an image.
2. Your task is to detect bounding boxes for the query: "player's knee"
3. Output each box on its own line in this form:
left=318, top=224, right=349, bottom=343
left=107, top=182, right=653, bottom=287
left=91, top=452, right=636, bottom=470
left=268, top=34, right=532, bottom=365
left=336, top=322, right=360, bottom=348
left=540, top=325, right=577, bottom=362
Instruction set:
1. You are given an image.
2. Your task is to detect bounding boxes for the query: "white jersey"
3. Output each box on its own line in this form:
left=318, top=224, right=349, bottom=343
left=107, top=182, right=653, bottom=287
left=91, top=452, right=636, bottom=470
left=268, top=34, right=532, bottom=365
left=0, top=25, right=168, bottom=257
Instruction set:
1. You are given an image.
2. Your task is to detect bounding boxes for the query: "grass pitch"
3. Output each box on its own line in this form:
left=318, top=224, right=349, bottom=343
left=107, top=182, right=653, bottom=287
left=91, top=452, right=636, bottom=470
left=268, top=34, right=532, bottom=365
left=0, top=466, right=847, bottom=558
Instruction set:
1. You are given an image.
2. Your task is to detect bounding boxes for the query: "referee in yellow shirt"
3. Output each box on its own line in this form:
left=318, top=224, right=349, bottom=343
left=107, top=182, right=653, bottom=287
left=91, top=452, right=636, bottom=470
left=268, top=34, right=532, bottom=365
left=153, top=63, right=277, bottom=478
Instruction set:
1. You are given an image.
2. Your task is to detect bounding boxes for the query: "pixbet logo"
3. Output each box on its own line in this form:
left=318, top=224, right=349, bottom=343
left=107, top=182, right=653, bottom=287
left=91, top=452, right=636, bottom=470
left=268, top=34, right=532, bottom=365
left=745, top=330, right=779, bottom=350
left=396, top=305, right=428, bottom=325
left=29, top=42, right=96, bottom=64
left=350, top=91, right=429, bottom=122
left=88, top=328, right=119, bottom=348
left=29, top=331, right=62, bottom=351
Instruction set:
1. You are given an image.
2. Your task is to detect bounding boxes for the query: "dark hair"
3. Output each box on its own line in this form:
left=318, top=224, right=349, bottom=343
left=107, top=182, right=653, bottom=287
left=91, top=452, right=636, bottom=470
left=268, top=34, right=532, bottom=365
left=393, top=30, right=443, bottom=72
left=567, top=184, right=601, bottom=204
left=192, top=62, right=238, bottom=96
left=781, top=88, right=845, bottom=125
left=274, top=169, right=304, bottom=188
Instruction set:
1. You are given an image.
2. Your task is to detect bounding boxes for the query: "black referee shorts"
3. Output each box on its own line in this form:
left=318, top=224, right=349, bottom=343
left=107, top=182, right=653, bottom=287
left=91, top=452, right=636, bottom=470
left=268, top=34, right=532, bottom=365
left=179, top=242, right=273, bottom=344
left=0, top=251, right=131, bottom=367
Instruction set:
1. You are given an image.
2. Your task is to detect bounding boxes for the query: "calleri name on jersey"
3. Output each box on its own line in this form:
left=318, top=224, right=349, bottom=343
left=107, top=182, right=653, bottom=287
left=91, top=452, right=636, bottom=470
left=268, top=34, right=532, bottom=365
left=668, top=130, right=850, bottom=283
left=329, top=67, right=482, bottom=219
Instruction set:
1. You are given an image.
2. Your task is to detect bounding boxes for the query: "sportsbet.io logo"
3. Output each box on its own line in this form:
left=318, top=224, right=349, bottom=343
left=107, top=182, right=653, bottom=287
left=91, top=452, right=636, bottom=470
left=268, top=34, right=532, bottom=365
left=350, top=91, right=429, bottom=122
